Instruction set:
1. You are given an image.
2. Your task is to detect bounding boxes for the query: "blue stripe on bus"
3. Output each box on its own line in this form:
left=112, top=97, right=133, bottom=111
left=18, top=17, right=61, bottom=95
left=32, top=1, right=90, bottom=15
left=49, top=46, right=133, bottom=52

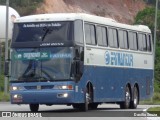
left=75, top=65, right=154, bottom=103
left=10, top=65, right=154, bottom=104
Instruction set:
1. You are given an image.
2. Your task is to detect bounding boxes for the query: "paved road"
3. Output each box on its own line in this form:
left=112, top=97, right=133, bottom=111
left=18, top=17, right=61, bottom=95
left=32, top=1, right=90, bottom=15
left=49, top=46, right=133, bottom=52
left=0, top=102, right=160, bottom=120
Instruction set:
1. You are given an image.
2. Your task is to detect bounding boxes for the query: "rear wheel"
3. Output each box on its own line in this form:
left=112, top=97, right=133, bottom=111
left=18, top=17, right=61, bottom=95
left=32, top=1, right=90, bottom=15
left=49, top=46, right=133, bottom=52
left=120, top=86, right=131, bottom=109
left=72, top=104, right=81, bottom=109
left=29, top=104, right=39, bottom=112
left=130, top=87, right=139, bottom=109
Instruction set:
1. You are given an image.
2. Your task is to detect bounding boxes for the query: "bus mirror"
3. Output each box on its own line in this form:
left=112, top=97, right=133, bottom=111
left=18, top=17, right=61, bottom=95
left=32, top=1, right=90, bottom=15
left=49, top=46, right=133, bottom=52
left=74, top=49, right=80, bottom=60
left=71, top=62, right=76, bottom=77
left=4, top=60, right=10, bottom=77
left=75, top=61, right=82, bottom=81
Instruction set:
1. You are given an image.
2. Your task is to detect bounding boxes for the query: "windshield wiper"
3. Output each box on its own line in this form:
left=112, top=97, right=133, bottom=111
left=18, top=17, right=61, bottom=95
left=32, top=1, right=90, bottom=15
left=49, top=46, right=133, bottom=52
left=22, top=60, right=36, bottom=77
left=41, top=27, right=53, bottom=41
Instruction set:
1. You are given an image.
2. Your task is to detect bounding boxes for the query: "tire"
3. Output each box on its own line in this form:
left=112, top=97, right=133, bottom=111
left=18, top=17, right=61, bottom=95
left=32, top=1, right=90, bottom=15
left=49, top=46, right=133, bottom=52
left=29, top=104, right=39, bottom=112
left=89, top=103, right=98, bottom=109
left=130, top=87, right=139, bottom=109
left=81, top=89, right=90, bottom=111
left=120, top=86, right=131, bottom=109
left=72, top=104, right=81, bottom=109
left=84, top=91, right=89, bottom=111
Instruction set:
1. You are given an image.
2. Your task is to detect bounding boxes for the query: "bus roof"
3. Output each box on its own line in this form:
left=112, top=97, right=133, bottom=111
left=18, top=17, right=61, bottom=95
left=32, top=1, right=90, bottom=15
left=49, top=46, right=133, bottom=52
left=15, top=13, right=151, bottom=33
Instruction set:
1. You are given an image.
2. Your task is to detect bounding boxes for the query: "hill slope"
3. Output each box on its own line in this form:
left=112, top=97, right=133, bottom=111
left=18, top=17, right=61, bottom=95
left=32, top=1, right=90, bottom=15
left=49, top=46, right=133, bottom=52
left=36, top=0, right=146, bottom=24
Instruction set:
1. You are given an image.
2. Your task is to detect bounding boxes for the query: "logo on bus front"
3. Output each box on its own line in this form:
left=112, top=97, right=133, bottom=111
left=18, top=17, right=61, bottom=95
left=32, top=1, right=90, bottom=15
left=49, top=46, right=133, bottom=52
left=105, top=51, right=133, bottom=67
left=14, top=52, right=50, bottom=60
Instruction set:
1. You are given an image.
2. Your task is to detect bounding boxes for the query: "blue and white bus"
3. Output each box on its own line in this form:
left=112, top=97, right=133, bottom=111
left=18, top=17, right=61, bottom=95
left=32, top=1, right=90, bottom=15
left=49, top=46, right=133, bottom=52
left=6, top=13, right=154, bottom=112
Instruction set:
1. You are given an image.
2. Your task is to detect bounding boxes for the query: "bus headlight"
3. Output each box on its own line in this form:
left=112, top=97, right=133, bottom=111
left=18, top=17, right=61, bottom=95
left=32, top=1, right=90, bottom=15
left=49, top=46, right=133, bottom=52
left=57, top=93, right=68, bottom=98
left=12, top=94, right=22, bottom=99
left=54, top=85, right=73, bottom=90
left=10, top=86, right=24, bottom=91
left=12, top=94, right=23, bottom=102
left=12, top=86, right=18, bottom=91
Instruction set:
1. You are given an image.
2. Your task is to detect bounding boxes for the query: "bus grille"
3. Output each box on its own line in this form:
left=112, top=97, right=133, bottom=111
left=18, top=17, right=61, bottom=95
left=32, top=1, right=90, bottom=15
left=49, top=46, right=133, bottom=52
left=24, top=85, right=54, bottom=90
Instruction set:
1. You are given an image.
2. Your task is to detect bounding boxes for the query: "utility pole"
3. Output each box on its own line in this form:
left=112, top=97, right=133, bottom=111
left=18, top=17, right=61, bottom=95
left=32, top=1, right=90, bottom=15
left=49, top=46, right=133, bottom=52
left=152, top=0, right=159, bottom=102
left=4, top=0, right=9, bottom=95
left=154, top=0, right=158, bottom=58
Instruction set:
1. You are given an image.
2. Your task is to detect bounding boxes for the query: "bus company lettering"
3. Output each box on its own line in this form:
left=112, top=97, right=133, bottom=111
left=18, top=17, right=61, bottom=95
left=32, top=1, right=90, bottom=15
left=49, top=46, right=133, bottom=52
left=105, top=51, right=133, bottom=67
left=24, top=52, right=40, bottom=59
left=40, top=43, right=64, bottom=47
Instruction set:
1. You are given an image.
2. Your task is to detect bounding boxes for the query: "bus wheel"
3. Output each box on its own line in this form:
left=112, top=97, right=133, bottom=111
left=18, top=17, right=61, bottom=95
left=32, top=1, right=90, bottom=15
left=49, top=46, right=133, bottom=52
left=29, top=104, right=39, bottom=112
left=130, top=87, right=139, bottom=109
left=72, top=104, right=81, bottom=109
left=89, top=103, right=98, bottom=109
left=120, top=86, right=131, bottom=109
left=84, top=90, right=90, bottom=111
left=81, top=89, right=90, bottom=111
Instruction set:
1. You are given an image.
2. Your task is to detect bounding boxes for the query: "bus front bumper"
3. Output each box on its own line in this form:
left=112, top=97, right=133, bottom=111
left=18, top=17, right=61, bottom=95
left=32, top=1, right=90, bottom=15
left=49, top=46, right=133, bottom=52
left=10, top=90, right=74, bottom=104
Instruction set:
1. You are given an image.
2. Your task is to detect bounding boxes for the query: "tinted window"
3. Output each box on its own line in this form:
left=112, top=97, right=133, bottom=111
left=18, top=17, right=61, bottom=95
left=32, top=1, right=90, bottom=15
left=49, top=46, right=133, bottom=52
left=138, top=33, right=147, bottom=51
left=85, top=24, right=90, bottom=44
left=85, top=24, right=96, bottom=45
left=96, top=26, right=107, bottom=46
left=13, top=22, right=74, bottom=42
left=143, top=34, right=147, bottom=51
left=108, top=28, right=118, bottom=48
left=74, top=20, right=83, bottom=44
left=147, top=34, right=152, bottom=52
left=119, top=30, right=128, bottom=49
left=128, top=32, right=138, bottom=50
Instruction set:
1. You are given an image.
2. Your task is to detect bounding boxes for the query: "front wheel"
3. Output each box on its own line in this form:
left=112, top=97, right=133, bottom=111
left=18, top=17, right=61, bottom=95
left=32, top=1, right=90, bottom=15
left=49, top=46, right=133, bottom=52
left=80, top=89, right=91, bottom=111
left=29, top=104, right=39, bottom=112
left=84, top=91, right=90, bottom=111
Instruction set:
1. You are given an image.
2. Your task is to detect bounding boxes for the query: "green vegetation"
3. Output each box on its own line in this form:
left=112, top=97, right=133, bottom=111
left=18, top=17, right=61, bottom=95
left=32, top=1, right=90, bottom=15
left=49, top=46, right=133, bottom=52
left=0, top=92, right=10, bottom=102
left=0, top=42, right=5, bottom=93
left=135, top=6, right=160, bottom=102
left=0, top=0, right=44, bottom=101
left=147, top=107, right=160, bottom=116
left=0, top=0, right=44, bottom=16
left=140, top=92, right=160, bottom=105
left=0, top=0, right=159, bottom=103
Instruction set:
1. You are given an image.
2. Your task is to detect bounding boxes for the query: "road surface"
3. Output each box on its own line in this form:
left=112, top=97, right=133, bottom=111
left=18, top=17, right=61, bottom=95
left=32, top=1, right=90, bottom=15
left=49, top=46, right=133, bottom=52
left=0, top=102, right=159, bottom=120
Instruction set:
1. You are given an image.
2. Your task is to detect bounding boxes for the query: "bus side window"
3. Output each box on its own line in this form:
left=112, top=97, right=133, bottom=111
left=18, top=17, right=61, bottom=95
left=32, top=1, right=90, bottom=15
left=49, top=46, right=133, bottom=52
left=129, top=32, right=138, bottom=50
left=85, top=23, right=96, bottom=45
left=143, top=34, right=147, bottom=51
left=138, top=33, right=147, bottom=51
left=147, top=34, right=152, bottom=52
left=74, top=20, right=84, bottom=44
left=119, top=30, right=128, bottom=49
left=108, top=28, right=118, bottom=48
left=96, top=26, right=108, bottom=47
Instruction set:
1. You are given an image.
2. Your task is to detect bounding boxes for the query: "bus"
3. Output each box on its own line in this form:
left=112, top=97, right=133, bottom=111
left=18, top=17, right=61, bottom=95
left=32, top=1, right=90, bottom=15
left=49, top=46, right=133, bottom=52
left=5, top=13, right=154, bottom=112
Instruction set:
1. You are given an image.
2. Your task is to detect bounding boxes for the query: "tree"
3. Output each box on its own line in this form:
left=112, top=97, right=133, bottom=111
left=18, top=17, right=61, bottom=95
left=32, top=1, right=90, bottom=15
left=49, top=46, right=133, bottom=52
left=135, top=7, right=160, bottom=92
left=0, top=0, right=44, bottom=16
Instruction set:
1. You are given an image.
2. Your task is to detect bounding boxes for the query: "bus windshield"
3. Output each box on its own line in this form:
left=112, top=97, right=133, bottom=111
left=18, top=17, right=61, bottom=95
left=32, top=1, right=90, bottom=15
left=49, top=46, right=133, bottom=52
left=12, top=21, right=74, bottom=42
left=10, top=47, right=73, bottom=82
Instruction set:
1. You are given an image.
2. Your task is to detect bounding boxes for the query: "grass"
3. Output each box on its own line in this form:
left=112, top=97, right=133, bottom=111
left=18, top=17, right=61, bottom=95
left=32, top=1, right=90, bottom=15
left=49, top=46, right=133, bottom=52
left=147, top=107, right=160, bottom=116
left=0, top=92, right=10, bottom=102
left=140, top=92, right=160, bottom=105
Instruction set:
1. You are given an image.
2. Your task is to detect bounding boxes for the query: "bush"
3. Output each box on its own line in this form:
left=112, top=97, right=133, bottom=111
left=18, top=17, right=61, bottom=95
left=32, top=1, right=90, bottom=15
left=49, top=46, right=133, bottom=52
left=0, top=92, right=10, bottom=102
left=0, top=0, right=44, bottom=16
left=153, top=92, right=160, bottom=101
left=135, top=7, right=160, bottom=93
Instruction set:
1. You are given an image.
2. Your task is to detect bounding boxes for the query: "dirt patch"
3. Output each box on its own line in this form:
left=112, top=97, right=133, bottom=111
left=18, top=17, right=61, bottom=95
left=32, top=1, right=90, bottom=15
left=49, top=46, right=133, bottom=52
left=36, top=0, right=146, bottom=24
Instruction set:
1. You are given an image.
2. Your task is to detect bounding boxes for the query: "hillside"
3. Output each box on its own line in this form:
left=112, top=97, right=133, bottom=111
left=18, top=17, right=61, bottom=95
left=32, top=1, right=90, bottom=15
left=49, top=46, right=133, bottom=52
left=36, top=0, right=146, bottom=24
